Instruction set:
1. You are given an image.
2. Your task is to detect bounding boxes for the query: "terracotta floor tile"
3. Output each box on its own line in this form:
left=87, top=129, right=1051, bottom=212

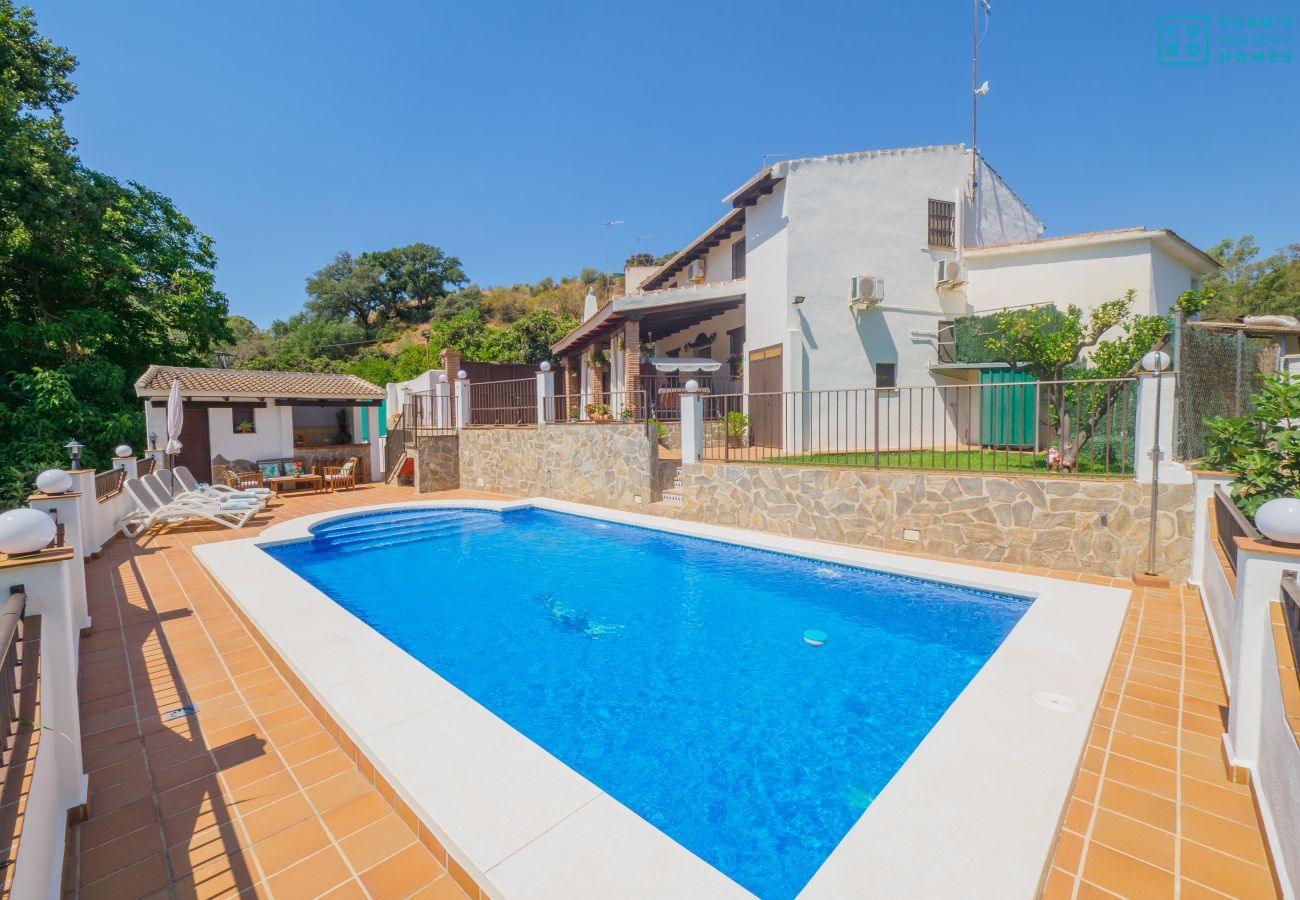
left=1179, top=838, right=1277, bottom=897
left=408, top=874, right=474, bottom=900
left=1081, top=842, right=1175, bottom=896
left=77, top=823, right=164, bottom=886
left=339, top=812, right=417, bottom=873
left=322, top=791, right=392, bottom=841
left=1089, top=808, right=1175, bottom=871
left=79, top=853, right=170, bottom=900
left=239, top=793, right=315, bottom=844
left=264, top=846, right=353, bottom=898
left=358, top=842, right=443, bottom=898
left=305, top=769, right=373, bottom=813
left=1180, top=805, right=1271, bottom=867
left=251, top=816, right=331, bottom=876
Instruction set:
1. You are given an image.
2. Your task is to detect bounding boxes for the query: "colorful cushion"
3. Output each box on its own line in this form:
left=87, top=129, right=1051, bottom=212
left=286, top=461, right=305, bottom=476
left=340, top=460, right=355, bottom=476
left=259, top=463, right=282, bottom=480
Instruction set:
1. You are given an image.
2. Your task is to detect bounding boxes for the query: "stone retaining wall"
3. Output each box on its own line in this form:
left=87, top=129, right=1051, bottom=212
left=458, top=424, right=656, bottom=511
left=413, top=435, right=459, bottom=492
left=674, top=464, right=1195, bottom=582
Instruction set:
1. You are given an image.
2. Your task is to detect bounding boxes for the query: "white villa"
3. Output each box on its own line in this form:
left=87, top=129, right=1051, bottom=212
left=552, top=144, right=1219, bottom=447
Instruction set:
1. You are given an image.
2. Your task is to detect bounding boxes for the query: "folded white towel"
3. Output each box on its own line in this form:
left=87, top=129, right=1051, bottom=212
left=218, top=501, right=253, bottom=511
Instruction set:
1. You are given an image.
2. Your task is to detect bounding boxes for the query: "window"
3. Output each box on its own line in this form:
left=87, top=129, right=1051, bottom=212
left=232, top=406, right=257, bottom=434
left=875, top=362, right=897, bottom=389
left=927, top=198, right=956, bottom=249
left=731, top=238, right=746, bottom=279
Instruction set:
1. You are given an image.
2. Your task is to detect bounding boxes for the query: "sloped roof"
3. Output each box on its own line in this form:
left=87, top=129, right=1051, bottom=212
left=134, top=366, right=385, bottom=399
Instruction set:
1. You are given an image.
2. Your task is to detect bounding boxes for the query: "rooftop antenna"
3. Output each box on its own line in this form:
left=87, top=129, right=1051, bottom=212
left=602, top=219, right=624, bottom=302
left=761, top=152, right=791, bottom=168
left=634, top=233, right=654, bottom=252
left=971, top=0, right=992, bottom=204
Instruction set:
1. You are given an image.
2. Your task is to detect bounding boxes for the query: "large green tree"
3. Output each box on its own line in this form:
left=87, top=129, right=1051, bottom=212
left=1201, top=235, right=1300, bottom=320
left=0, top=1, right=230, bottom=505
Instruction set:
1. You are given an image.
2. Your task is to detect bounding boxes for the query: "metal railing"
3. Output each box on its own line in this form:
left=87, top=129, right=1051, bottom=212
left=1281, top=573, right=1300, bottom=693
left=0, top=588, right=26, bottom=778
left=699, top=377, right=1139, bottom=477
left=137, top=457, right=157, bottom=477
left=639, top=374, right=731, bottom=422
left=1213, top=486, right=1259, bottom=575
left=404, top=390, right=456, bottom=434
left=551, top=391, right=648, bottom=424
left=466, top=378, right=536, bottom=426
left=94, top=468, right=125, bottom=501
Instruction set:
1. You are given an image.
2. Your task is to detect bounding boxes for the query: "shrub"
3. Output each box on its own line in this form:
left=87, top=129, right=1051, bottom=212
left=726, top=411, right=749, bottom=443
left=1202, top=372, right=1300, bottom=518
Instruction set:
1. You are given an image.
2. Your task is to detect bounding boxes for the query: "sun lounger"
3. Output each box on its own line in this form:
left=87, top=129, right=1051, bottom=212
left=120, top=477, right=258, bottom=538
left=171, top=465, right=271, bottom=504
left=145, top=471, right=265, bottom=511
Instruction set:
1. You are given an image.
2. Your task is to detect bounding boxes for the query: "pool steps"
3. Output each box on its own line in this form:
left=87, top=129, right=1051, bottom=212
left=312, top=511, right=502, bottom=553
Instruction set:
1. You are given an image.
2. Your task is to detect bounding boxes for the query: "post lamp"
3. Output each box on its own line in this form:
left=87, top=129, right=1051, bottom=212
left=114, top=444, right=133, bottom=459
left=1141, top=351, right=1171, bottom=577
left=149, top=431, right=158, bottom=451
left=0, top=508, right=57, bottom=557
left=64, top=439, right=83, bottom=470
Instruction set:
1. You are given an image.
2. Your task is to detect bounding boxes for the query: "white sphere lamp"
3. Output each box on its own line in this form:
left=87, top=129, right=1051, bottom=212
left=0, top=508, right=57, bottom=556
left=114, top=444, right=133, bottom=458
left=1254, top=497, right=1300, bottom=546
left=1141, top=350, right=1171, bottom=373
left=539, top=361, right=551, bottom=372
left=437, top=373, right=448, bottom=383
left=457, top=370, right=468, bottom=380
left=35, top=469, right=73, bottom=495
left=684, top=379, right=699, bottom=392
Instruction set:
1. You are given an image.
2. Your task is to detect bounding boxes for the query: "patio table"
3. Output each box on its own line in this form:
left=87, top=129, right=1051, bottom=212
left=266, top=473, right=324, bottom=495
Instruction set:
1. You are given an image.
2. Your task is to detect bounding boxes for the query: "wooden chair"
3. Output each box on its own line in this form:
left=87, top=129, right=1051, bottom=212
left=224, top=469, right=265, bottom=490
left=322, top=456, right=359, bottom=492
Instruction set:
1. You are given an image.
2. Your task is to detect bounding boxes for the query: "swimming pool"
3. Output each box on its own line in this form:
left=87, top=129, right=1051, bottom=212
left=264, top=506, right=1030, bottom=897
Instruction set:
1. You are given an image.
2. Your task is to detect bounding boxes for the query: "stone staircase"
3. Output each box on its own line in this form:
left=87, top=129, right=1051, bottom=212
left=652, top=461, right=683, bottom=507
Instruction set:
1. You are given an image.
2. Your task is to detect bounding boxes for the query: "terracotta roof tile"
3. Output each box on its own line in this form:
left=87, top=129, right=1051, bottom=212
left=134, top=366, right=385, bottom=398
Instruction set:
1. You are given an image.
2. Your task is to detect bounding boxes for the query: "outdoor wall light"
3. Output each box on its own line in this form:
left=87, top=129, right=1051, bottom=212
left=35, top=469, right=73, bottom=495
left=148, top=431, right=157, bottom=450
left=792, top=295, right=806, bottom=305
left=684, top=379, right=700, bottom=392
left=1255, top=497, right=1300, bottom=546
left=114, top=444, right=133, bottom=458
left=0, top=507, right=57, bottom=556
left=64, top=439, right=83, bottom=470
left=457, top=370, right=468, bottom=380
left=539, top=361, right=551, bottom=372
left=1141, top=350, right=1171, bottom=373
left=438, top=373, right=448, bottom=383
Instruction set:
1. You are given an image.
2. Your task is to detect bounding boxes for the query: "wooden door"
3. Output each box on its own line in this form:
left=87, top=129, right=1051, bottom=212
left=174, top=406, right=212, bottom=481
left=747, top=344, right=783, bottom=448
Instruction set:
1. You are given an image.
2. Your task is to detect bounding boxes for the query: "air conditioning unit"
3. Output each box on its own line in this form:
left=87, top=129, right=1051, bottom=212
left=936, top=259, right=965, bottom=286
left=687, top=259, right=707, bottom=282
left=849, top=275, right=884, bottom=310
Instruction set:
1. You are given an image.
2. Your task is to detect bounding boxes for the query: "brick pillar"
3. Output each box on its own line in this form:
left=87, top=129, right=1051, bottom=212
left=623, top=319, right=642, bottom=418
left=563, top=357, right=580, bottom=419
left=438, top=347, right=461, bottom=378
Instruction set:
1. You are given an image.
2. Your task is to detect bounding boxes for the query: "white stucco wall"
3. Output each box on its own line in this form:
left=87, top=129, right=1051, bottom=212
left=741, top=180, right=790, bottom=369
left=964, top=240, right=1157, bottom=316
left=779, top=146, right=971, bottom=394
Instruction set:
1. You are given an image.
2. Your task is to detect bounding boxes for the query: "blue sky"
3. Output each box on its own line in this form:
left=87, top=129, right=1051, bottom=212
left=30, top=0, right=1299, bottom=327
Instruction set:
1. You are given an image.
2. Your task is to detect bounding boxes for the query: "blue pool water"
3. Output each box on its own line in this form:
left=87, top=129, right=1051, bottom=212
left=265, top=508, right=1029, bottom=897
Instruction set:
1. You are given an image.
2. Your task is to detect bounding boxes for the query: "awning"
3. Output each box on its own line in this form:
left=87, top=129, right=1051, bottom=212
left=648, top=357, right=722, bottom=373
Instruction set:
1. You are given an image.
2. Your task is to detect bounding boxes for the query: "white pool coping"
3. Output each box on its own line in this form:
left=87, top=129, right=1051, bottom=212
left=193, top=498, right=1129, bottom=899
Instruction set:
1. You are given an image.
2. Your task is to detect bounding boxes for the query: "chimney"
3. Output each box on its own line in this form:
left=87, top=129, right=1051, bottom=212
left=583, top=287, right=599, bottom=321
left=438, top=347, right=462, bottom=379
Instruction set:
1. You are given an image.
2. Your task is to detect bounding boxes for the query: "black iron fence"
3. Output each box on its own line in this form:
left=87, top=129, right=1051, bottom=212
left=94, top=468, right=125, bottom=501
left=1281, top=573, right=1300, bottom=693
left=698, top=377, right=1139, bottom=477
left=0, top=587, right=26, bottom=778
left=466, top=378, right=536, bottom=426
left=1213, top=486, right=1259, bottom=575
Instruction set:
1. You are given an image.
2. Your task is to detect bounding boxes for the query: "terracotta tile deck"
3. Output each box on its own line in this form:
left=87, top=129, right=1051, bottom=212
left=1042, top=584, right=1280, bottom=899
left=68, top=485, right=503, bottom=900
left=62, top=483, right=1279, bottom=898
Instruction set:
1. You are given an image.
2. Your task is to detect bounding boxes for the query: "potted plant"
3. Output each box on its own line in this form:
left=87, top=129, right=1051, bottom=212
left=234, top=421, right=255, bottom=434
left=585, top=402, right=612, bottom=422
left=620, top=407, right=633, bottom=422
left=649, top=417, right=668, bottom=447
left=1203, top=372, right=1300, bottom=520
left=726, top=410, right=749, bottom=448
left=294, top=433, right=305, bottom=447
